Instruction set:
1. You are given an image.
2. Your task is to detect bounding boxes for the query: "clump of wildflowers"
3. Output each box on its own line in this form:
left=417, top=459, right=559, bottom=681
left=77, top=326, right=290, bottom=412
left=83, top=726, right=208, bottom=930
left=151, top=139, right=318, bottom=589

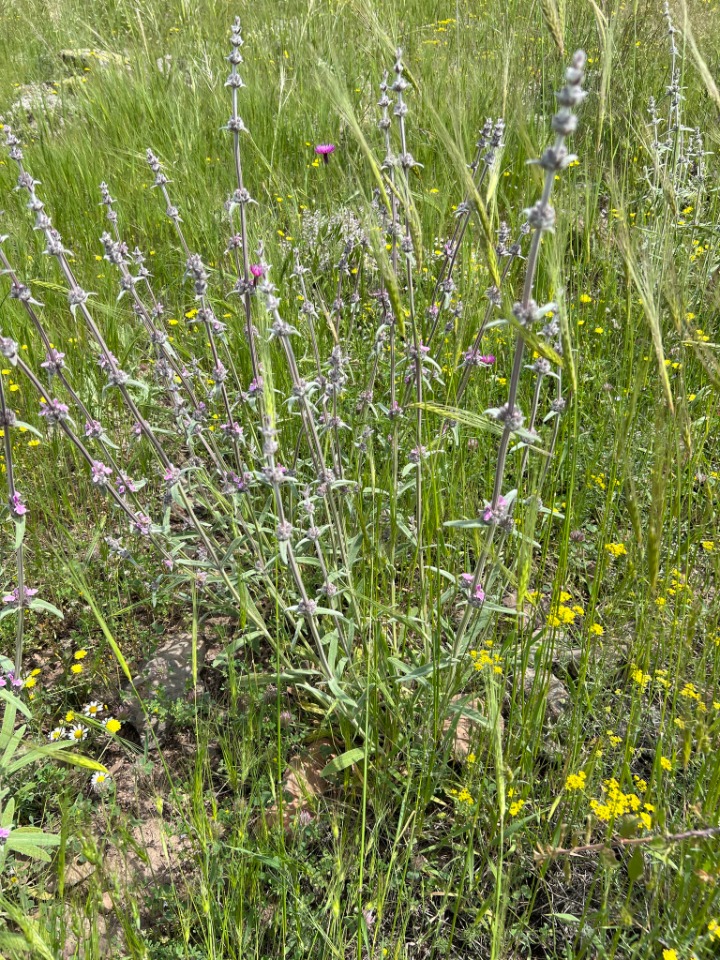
left=604, top=542, right=628, bottom=558
left=564, top=771, right=587, bottom=791
left=589, top=778, right=652, bottom=828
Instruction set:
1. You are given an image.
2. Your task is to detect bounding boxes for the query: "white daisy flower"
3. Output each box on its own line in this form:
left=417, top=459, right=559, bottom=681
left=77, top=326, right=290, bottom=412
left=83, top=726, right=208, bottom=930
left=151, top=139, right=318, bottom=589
left=90, top=772, right=112, bottom=793
left=48, top=727, right=65, bottom=742
left=68, top=724, right=88, bottom=742
left=83, top=701, right=105, bottom=718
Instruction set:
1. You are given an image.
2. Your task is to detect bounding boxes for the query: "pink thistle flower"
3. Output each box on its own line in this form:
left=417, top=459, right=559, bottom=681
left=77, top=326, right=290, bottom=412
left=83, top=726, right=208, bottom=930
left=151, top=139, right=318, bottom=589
left=315, top=143, right=336, bottom=164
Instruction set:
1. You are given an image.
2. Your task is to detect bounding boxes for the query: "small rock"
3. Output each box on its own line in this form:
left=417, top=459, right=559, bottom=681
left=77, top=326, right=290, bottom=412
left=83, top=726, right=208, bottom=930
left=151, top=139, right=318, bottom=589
left=9, top=80, right=79, bottom=125
left=103, top=816, right=191, bottom=889
left=61, top=911, right=118, bottom=960
left=120, top=631, right=206, bottom=739
left=262, top=740, right=334, bottom=832
left=48, top=859, right=95, bottom=893
left=522, top=667, right=569, bottom=720
left=59, top=49, right=126, bottom=71
left=442, top=696, right=496, bottom=761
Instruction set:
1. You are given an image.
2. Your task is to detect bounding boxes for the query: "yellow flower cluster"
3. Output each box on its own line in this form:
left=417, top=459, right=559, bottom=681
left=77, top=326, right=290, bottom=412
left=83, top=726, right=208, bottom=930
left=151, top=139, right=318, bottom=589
left=666, top=569, right=691, bottom=597
left=547, top=605, right=576, bottom=628
left=564, top=771, right=587, bottom=792
left=449, top=787, right=474, bottom=805
left=630, top=666, right=652, bottom=688
left=469, top=643, right=503, bottom=674
left=589, top=778, right=652, bottom=829
left=680, top=682, right=701, bottom=702
left=604, top=542, right=627, bottom=558
left=547, top=591, right=585, bottom=628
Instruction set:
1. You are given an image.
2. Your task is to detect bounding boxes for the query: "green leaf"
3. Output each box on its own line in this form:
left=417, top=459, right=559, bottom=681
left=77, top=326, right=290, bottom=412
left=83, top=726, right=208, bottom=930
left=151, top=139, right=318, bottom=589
left=321, top=748, right=365, bottom=777
left=2, top=797, right=14, bottom=828
left=13, top=420, right=43, bottom=439
left=33, top=743, right=108, bottom=773
left=414, top=401, right=503, bottom=436
left=1, top=726, right=25, bottom=772
left=0, top=931, right=36, bottom=952
left=64, top=564, right=132, bottom=682
left=13, top=515, right=25, bottom=550
left=27, top=598, right=63, bottom=619
left=628, top=846, right=644, bottom=883
left=7, top=826, right=60, bottom=846
left=0, top=687, right=31, bottom=720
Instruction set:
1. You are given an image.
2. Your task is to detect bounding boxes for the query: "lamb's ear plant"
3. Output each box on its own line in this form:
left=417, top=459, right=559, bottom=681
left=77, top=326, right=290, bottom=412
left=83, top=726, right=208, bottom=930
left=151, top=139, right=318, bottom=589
left=0, top=292, right=64, bottom=676
left=0, top=25, right=586, bottom=749
left=449, top=49, right=587, bottom=669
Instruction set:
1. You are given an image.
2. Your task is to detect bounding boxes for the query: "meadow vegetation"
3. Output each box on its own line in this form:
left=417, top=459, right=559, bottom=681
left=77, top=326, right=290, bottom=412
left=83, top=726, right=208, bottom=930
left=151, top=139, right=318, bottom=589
left=0, top=0, right=719, bottom=956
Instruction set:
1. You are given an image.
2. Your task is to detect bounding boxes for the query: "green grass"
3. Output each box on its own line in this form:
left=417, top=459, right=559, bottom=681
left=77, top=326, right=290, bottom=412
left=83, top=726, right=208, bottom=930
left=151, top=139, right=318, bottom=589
left=0, top=0, right=719, bottom=957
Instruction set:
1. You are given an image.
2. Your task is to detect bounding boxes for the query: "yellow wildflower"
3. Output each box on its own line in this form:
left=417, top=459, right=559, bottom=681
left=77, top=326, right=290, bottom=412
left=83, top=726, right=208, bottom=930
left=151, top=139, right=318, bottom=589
left=564, top=771, right=587, bottom=791
left=604, top=543, right=627, bottom=558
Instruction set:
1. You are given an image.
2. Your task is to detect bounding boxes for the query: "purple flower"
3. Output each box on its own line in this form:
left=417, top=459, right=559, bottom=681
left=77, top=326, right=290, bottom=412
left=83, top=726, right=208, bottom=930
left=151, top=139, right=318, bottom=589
left=220, top=421, right=244, bottom=440
left=40, top=349, right=66, bottom=376
left=462, top=348, right=496, bottom=368
left=115, top=474, right=138, bottom=496
left=9, top=492, right=27, bottom=517
left=91, top=461, right=112, bottom=485
left=0, top=826, right=11, bottom=841
left=315, top=143, right=336, bottom=164
left=2, top=586, right=38, bottom=607
left=132, top=512, right=151, bottom=536
left=39, top=398, right=69, bottom=423
left=460, top=573, right=485, bottom=605
left=250, top=264, right=264, bottom=283
left=482, top=495, right=508, bottom=524
left=163, top=465, right=180, bottom=485
left=97, top=352, right=118, bottom=372
left=248, top=376, right=263, bottom=394
left=84, top=420, right=104, bottom=439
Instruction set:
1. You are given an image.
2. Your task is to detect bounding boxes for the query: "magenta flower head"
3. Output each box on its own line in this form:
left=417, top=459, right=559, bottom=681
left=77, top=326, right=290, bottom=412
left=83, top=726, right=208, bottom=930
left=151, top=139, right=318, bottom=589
left=460, top=573, right=485, bottom=606
left=315, top=143, right=336, bottom=164
left=9, top=492, right=27, bottom=518
left=250, top=263, right=264, bottom=285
